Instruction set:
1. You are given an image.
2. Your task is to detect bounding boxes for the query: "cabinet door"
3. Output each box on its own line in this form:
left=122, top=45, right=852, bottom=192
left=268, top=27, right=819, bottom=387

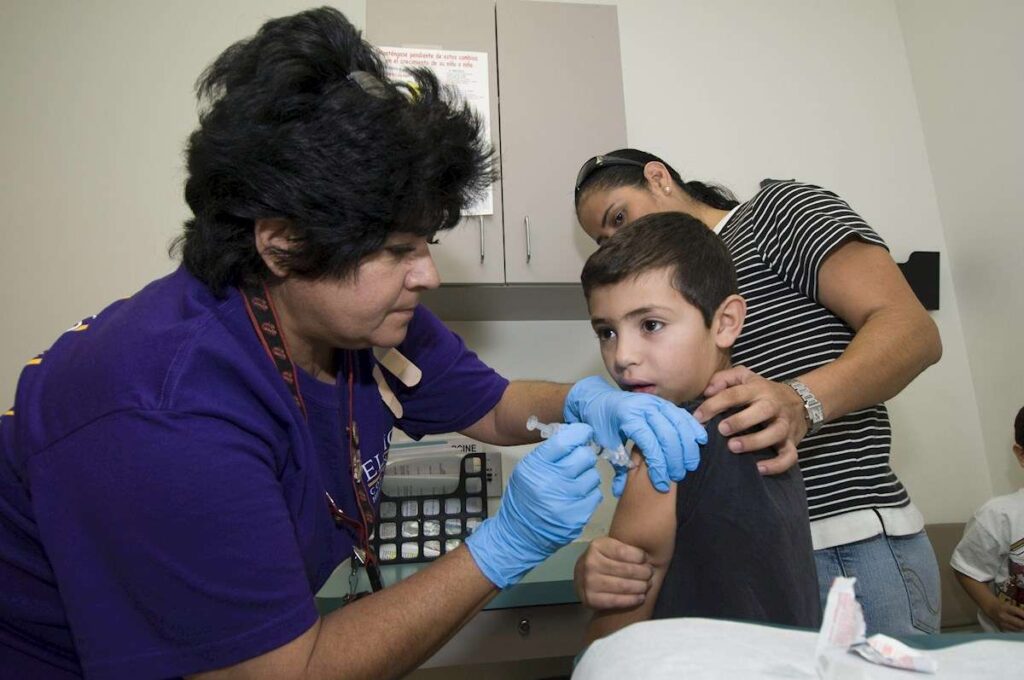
left=497, top=0, right=626, bottom=283
left=366, top=0, right=505, bottom=284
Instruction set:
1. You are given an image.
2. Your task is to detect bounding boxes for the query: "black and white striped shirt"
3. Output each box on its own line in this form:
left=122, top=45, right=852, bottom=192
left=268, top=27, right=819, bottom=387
left=719, top=180, right=912, bottom=530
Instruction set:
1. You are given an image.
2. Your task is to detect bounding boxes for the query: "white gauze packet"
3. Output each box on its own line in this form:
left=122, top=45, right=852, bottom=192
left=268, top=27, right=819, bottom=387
left=815, top=576, right=937, bottom=678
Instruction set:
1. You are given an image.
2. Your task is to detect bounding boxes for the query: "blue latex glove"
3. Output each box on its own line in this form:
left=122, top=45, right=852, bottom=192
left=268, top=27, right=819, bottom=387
left=466, top=423, right=602, bottom=589
left=564, top=376, right=707, bottom=496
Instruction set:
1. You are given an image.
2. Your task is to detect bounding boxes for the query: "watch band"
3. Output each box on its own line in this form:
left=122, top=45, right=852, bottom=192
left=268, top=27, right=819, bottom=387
left=784, top=379, right=825, bottom=435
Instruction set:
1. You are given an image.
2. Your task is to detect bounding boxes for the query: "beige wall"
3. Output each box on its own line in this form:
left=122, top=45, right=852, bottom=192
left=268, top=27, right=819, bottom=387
left=1, top=0, right=1015, bottom=522
left=897, top=0, right=1024, bottom=496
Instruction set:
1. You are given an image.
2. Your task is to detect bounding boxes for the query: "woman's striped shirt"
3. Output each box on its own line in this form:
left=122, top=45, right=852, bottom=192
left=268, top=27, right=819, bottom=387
left=718, top=179, right=911, bottom=523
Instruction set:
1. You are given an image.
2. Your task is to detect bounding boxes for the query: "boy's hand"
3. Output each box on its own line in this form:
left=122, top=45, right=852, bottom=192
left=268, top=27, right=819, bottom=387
left=695, top=365, right=803, bottom=475
left=985, top=598, right=1024, bottom=632
left=565, top=376, right=706, bottom=494
left=574, top=536, right=654, bottom=610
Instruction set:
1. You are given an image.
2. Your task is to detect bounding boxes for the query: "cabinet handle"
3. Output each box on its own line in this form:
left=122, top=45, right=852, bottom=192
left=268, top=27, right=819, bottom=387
left=478, top=216, right=485, bottom=263
left=524, top=216, right=532, bottom=263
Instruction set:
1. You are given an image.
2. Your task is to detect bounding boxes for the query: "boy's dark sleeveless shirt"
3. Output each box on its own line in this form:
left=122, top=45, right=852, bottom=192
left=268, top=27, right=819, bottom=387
left=651, top=403, right=820, bottom=628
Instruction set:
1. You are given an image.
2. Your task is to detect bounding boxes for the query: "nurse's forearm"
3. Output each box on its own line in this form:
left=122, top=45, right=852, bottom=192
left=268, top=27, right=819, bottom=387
left=189, top=547, right=497, bottom=680
left=309, top=547, right=496, bottom=679
left=460, top=380, right=570, bottom=445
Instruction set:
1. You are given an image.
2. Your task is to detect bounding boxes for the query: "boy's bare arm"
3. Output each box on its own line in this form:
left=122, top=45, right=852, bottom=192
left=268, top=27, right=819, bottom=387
left=954, top=570, right=1024, bottom=632
left=585, top=453, right=677, bottom=644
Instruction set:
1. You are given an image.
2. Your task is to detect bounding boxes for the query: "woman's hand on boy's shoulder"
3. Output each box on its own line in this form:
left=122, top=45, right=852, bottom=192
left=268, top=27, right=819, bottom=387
left=574, top=536, right=654, bottom=610
left=693, top=365, right=804, bottom=475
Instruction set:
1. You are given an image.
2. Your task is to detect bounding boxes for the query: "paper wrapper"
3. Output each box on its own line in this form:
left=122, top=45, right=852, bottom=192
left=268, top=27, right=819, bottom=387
left=815, top=577, right=937, bottom=677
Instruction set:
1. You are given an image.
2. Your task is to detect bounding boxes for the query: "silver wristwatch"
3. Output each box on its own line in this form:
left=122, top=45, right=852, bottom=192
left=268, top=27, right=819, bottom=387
left=784, top=379, right=825, bottom=435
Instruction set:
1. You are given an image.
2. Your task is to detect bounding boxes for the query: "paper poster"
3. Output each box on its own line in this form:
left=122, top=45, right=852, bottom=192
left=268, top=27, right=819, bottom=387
left=379, top=46, right=493, bottom=216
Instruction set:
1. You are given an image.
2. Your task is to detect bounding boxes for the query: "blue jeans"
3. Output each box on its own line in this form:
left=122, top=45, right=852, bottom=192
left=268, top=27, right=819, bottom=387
left=814, top=530, right=941, bottom=635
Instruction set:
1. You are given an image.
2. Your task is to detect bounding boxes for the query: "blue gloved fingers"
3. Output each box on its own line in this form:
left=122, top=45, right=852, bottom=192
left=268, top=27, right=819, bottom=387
left=569, top=466, right=602, bottom=498
left=566, top=488, right=605, bottom=541
left=656, top=401, right=707, bottom=472
left=643, top=406, right=687, bottom=483
left=564, top=376, right=615, bottom=424
left=465, top=422, right=604, bottom=591
left=583, top=485, right=604, bottom=516
left=611, top=465, right=628, bottom=498
left=533, top=422, right=595, bottom=463
left=620, top=423, right=670, bottom=493
left=556, top=443, right=600, bottom=479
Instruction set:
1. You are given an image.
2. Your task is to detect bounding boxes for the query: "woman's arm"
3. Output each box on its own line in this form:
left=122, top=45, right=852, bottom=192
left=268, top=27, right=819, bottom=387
left=459, top=380, right=568, bottom=445
left=695, top=239, right=941, bottom=473
left=191, top=548, right=497, bottom=680
left=798, top=239, right=941, bottom=418
left=191, top=423, right=602, bottom=680
left=585, top=454, right=677, bottom=644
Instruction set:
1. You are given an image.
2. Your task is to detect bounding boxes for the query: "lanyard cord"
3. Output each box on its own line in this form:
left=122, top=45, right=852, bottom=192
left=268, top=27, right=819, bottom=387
left=239, top=282, right=383, bottom=592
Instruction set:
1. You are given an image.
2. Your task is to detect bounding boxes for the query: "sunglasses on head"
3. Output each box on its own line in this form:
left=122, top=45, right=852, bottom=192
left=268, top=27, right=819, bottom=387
left=575, top=155, right=647, bottom=194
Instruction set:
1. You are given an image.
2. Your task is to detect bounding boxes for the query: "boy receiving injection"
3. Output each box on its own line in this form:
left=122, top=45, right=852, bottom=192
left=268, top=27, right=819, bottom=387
left=951, top=405, right=1024, bottom=632
left=580, top=212, right=819, bottom=642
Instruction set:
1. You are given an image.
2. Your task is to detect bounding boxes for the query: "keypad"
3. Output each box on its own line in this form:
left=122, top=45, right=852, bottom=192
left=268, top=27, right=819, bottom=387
left=371, top=451, right=488, bottom=564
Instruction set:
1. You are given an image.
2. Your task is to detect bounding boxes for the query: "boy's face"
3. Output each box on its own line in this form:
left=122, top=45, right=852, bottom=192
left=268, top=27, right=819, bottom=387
left=588, top=267, right=728, bottom=405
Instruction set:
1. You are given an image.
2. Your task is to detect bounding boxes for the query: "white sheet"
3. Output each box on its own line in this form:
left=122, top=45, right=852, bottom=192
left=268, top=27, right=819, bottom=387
left=573, top=619, right=1020, bottom=679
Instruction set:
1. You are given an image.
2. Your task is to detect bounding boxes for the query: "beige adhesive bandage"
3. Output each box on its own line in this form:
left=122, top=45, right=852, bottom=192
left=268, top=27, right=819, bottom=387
left=373, top=364, right=403, bottom=419
left=373, top=348, right=422, bottom=387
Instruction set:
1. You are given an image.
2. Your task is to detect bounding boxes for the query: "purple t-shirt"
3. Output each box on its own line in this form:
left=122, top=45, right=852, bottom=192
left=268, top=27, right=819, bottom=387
left=0, top=267, right=508, bottom=679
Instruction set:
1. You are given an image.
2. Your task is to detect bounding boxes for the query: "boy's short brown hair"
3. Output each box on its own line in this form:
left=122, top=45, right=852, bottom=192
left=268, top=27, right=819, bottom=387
left=580, top=212, right=737, bottom=327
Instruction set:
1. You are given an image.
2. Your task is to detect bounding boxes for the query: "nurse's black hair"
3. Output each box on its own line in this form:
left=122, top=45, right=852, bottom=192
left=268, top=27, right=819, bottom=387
left=581, top=212, right=738, bottom=328
left=574, top=148, right=739, bottom=212
left=173, top=6, right=494, bottom=293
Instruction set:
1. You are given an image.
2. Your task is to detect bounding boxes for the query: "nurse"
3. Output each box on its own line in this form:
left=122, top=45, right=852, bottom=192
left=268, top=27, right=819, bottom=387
left=0, top=12, right=704, bottom=679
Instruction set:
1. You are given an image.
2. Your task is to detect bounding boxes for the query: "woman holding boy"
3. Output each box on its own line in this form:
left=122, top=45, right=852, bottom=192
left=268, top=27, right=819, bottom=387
left=573, top=149, right=943, bottom=635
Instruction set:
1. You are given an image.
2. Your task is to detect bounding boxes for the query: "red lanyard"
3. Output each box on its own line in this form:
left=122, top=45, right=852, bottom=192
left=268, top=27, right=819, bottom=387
left=240, top=282, right=383, bottom=593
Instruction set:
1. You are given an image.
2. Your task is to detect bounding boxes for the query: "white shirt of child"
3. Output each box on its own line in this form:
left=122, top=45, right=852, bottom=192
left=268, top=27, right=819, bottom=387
left=951, top=488, right=1024, bottom=632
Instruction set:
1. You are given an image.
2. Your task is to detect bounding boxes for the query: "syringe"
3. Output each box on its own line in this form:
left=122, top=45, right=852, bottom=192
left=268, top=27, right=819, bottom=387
left=526, top=415, right=635, bottom=469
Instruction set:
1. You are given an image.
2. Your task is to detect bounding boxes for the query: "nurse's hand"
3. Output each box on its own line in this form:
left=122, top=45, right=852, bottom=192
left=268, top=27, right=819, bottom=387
left=466, top=423, right=602, bottom=589
left=564, top=376, right=706, bottom=496
left=574, top=536, right=653, bottom=610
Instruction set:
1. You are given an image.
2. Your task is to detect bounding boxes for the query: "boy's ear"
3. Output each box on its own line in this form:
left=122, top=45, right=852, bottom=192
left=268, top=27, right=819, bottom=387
left=254, top=218, right=294, bottom=278
left=712, top=294, right=746, bottom=349
left=1013, top=443, right=1024, bottom=469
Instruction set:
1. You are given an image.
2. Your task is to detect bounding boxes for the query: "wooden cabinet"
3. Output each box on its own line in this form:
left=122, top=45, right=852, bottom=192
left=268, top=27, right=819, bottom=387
left=367, top=0, right=626, bottom=286
left=497, top=0, right=626, bottom=283
left=367, top=0, right=506, bottom=284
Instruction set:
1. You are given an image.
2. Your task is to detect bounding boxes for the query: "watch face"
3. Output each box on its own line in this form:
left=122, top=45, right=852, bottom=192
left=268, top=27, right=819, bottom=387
left=807, top=403, right=824, bottom=433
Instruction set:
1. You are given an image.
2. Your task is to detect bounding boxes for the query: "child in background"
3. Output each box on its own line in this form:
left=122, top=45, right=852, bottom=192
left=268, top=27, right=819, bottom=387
left=951, top=406, right=1024, bottom=632
left=580, top=213, right=819, bottom=643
